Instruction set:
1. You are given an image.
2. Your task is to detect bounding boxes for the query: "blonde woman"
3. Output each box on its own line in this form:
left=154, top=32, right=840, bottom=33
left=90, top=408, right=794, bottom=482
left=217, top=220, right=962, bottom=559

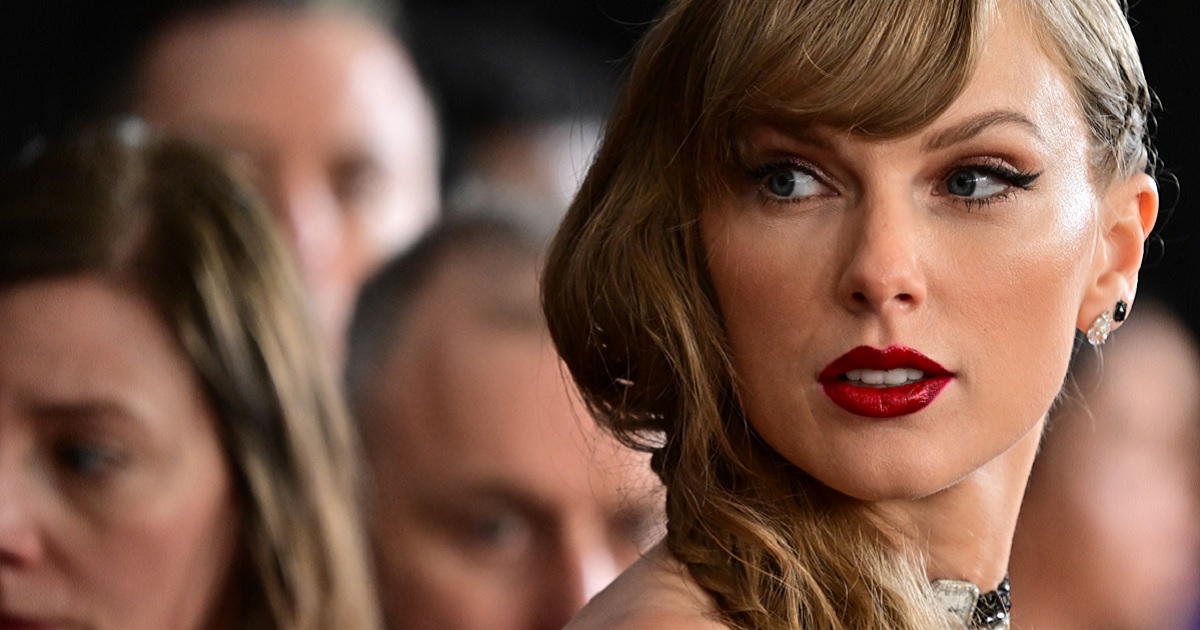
left=542, top=0, right=1160, bottom=627
left=0, top=126, right=380, bottom=629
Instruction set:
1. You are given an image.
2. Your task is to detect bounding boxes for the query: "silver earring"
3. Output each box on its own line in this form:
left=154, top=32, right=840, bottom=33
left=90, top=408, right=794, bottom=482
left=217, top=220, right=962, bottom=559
left=1086, top=310, right=1114, bottom=346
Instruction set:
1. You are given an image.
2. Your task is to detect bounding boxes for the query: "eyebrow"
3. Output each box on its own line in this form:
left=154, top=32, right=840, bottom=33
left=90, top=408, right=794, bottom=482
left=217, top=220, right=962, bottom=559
left=417, top=482, right=555, bottom=523
left=925, top=110, right=1043, bottom=151
left=27, top=398, right=161, bottom=445
left=30, top=400, right=142, bottom=424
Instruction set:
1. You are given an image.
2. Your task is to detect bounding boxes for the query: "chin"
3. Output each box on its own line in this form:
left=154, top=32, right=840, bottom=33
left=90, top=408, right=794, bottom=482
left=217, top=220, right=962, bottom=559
left=829, top=480, right=947, bottom=504
left=812, top=458, right=965, bottom=504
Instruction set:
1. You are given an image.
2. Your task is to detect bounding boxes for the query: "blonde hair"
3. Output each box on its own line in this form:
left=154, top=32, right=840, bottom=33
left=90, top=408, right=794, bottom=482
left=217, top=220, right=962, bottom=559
left=0, top=126, right=381, bottom=629
left=541, top=0, right=1153, bottom=628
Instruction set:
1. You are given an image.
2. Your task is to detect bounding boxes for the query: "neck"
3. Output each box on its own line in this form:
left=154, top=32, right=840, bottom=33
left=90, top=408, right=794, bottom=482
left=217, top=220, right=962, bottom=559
left=869, top=415, right=1045, bottom=590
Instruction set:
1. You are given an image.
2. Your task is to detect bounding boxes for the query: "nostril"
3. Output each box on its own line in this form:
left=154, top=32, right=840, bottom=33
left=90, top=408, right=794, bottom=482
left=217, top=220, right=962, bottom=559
left=848, top=290, right=917, bottom=309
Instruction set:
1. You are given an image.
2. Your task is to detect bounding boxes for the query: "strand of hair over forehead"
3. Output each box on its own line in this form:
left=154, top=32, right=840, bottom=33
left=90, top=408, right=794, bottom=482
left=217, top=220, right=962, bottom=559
left=704, top=0, right=989, bottom=138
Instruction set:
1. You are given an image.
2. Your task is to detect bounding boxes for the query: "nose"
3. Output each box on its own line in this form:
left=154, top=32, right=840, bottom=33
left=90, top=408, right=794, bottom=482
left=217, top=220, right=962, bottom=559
left=533, top=531, right=621, bottom=630
left=0, top=444, right=44, bottom=568
left=270, top=169, right=345, bottom=285
left=836, top=189, right=927, bottom=315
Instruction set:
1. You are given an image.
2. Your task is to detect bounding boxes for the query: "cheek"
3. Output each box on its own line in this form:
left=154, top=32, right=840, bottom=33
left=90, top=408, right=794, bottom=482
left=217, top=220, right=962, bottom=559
left=701, top=209, right=828, bottom=358
left=954, top=182, right=1096, bottom=393
left=370, top=177, right=437, bottom=255
left=76, top=442, right=239, bottom=626
left=378, top=526, right=522, bottom=630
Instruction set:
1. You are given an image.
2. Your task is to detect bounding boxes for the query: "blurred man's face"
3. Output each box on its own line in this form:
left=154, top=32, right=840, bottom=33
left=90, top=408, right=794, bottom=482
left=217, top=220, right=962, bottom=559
left=136, top=10, right=439, bottom=353
left=359, top=257, right=665, bottom=630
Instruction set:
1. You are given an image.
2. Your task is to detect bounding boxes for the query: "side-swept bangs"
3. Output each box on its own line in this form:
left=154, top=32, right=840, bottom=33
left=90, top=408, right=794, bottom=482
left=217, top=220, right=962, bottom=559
left=677, top=0, right=993, bottom=195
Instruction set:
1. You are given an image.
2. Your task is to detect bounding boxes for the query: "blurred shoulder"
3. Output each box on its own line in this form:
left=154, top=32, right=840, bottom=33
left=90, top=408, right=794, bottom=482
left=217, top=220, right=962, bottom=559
left=567, top=543, right=728, bottom=630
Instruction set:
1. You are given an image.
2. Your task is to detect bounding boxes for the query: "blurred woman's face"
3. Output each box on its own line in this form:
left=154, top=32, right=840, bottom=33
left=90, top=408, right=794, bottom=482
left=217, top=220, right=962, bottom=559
left=0, top=276, right=239, bottom=628
left=702, top=7, right=1105, bottom=501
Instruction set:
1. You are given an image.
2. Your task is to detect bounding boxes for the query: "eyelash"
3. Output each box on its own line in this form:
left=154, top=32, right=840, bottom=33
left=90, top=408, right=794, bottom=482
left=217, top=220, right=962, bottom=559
left=746, top=159, right=830, bottom=204
left=746, top=158, right=1042, bottom=210
left=948, top=162, right=1042, bottom=212
left=747, top=159, right=823, bottom=187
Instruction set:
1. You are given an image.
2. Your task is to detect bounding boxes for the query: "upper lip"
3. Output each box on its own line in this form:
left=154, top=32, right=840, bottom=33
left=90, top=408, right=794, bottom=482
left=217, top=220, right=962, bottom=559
left=818, top=345, right=952, bottom=382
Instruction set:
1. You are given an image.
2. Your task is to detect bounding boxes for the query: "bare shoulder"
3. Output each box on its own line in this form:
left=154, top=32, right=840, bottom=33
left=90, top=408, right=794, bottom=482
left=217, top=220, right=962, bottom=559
left=567, top=543, right=728, bottom=630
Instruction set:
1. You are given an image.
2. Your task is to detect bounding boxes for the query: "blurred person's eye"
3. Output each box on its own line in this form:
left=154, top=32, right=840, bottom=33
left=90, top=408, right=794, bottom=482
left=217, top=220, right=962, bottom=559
left=440, top=505, right=536, bottom=563
left=55, top=437, right=128, bottom=480
left=467, top=511, right=527, bottom=544
left=331, top=154, right=381, bottom=211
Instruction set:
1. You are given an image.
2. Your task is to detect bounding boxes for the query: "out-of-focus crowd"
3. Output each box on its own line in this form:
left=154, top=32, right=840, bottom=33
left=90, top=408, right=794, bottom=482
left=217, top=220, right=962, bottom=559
left=0, top=1, right=1197, bottom=629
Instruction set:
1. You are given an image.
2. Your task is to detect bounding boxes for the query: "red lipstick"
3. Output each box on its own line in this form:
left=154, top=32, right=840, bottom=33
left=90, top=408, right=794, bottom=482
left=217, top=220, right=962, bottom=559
left=818, top=345, right=953, bottom=418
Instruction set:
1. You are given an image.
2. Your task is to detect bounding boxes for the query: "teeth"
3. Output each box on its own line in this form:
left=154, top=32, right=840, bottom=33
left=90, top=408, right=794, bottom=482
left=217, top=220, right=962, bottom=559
left=843, top=368, right=926, bottom=387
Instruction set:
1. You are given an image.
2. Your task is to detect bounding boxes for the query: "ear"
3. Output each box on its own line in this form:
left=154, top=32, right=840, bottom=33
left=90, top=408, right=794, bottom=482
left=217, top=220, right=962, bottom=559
left=1076, top=172, right=1159, bottom=332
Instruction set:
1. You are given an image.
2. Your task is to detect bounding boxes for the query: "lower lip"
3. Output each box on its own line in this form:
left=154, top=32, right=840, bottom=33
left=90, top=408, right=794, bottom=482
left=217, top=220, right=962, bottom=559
left=821, top=377, right=952, bottom=418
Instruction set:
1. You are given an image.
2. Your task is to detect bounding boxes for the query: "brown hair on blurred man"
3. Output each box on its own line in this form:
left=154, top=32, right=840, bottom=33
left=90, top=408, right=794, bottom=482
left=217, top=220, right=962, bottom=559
left=347, top=217, right=665, bottom=630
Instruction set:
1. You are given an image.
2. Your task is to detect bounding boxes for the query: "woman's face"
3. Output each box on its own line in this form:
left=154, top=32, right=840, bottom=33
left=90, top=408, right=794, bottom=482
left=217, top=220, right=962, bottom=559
left=702, top=8, right=1110, bottom=501
left=0, top=276, right=240, bottom=628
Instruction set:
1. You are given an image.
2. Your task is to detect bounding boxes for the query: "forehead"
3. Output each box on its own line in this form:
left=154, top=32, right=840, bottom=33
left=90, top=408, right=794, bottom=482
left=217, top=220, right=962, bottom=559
left=369, top=260, right=653, bottom=505
left=0, top=277, right=209, bottom=432
left=136, top=10, right=427, bottom=152
left=937, top=3, right=1074, bottom=127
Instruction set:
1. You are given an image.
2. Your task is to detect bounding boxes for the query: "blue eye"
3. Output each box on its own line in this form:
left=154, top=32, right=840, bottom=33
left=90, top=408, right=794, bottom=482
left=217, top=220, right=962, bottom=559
left=941, top=165, right=1041, bottom=206
left=764, top=168, right=824, bottom=199
left=945, top=168, right=1008, bottom=198
left=750, top=160, right=831, bottom=201
left=58, top=442, right=122, bottom=478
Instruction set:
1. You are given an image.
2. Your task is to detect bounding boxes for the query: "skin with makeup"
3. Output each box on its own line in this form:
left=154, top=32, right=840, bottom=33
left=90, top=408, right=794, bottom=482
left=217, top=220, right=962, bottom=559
left=540, top=0, right=1159, bottom=627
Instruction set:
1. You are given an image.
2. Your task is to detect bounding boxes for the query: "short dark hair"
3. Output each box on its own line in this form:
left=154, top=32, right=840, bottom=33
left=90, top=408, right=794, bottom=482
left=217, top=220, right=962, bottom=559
left=344, top=215, right=546, bottom=418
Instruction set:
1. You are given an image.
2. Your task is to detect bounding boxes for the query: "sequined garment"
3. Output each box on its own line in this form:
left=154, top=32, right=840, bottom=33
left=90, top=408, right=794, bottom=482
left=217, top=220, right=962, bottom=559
left=930, top=575, right=1011, bottom=629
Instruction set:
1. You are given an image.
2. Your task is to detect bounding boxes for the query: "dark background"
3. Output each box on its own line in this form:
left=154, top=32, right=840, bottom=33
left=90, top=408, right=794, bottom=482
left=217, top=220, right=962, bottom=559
left=2, top=0, right=1195, bottom=333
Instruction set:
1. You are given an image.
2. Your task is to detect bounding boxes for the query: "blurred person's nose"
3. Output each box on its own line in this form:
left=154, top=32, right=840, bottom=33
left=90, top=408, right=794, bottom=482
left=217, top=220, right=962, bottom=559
left=271, top=166, right=345, bottom=284
left=532, top=526, right=622, bottom=630
left=0, top=438, right=44, bottom=568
